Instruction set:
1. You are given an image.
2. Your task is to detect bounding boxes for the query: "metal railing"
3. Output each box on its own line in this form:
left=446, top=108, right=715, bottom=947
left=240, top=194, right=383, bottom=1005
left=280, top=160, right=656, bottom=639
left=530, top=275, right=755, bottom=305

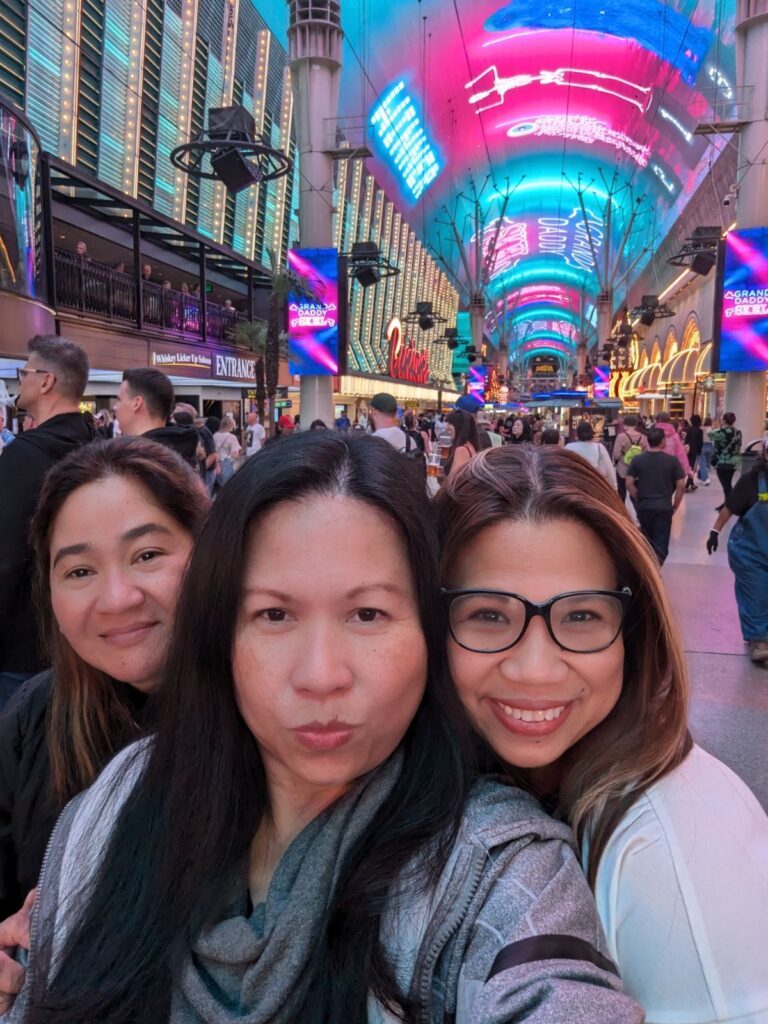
left=53, top=250, right=245, bottom=343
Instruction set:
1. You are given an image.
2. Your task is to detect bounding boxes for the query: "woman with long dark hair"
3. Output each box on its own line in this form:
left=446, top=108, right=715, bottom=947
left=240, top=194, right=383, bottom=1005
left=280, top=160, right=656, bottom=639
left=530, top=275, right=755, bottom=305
left=444, top=408, right=478, bottom=478
left=0, top=438, right=209, bottom=913
left=436, top=445, right=768, bottom=1021
left=13, top=433, right=642, bottom=1024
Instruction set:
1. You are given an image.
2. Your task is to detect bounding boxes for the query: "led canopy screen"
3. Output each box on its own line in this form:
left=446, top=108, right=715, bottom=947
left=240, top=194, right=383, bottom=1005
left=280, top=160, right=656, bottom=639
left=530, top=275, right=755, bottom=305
left=287, top=248, right=340, bottom=376
left=715, top=227, right=768, bottom=373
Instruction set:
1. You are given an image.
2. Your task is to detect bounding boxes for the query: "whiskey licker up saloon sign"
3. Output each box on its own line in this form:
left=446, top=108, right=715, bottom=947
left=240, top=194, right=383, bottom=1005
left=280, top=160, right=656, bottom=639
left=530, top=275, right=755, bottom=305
left=386, top=318, right=429, bottom=385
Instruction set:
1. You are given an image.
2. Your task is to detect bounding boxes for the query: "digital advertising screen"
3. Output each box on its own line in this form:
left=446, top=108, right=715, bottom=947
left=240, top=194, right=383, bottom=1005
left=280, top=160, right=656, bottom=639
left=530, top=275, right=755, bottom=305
left=593, top=365, right=611, bottom=399
left=286, top=248, right=340, bottom=376
left=714, top=226, right=768, bottom=373
left=468, top=364, right=489, bottom=401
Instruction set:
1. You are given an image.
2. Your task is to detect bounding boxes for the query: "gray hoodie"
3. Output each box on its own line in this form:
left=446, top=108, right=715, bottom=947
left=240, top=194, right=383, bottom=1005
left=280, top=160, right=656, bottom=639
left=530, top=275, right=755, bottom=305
left=7, top=747, right=644, bottom=1023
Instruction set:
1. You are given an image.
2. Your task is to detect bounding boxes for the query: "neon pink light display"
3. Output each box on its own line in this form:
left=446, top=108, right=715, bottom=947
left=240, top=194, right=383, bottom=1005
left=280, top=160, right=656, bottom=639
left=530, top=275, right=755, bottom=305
left=503, top=116, right=650, bottom=167
left=466, top=66, right=653, bottom=115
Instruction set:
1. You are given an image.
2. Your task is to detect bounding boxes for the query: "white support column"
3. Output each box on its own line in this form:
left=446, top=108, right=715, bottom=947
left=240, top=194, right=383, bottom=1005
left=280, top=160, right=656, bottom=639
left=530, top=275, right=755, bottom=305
left=726, top=0, right=768, bottom=438
left=288, top=0, right=343, bottom=427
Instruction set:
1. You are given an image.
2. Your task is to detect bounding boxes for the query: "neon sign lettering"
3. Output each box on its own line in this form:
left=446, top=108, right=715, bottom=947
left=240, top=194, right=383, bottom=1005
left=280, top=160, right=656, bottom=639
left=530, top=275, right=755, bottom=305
left=723, top=289, right=768, bottom=319
left=370, top=82, right=441, bottom=201
left=658, top=106, right=694, bottom=144
left=504, top=116, right=650, bottom=167
left=537, top=208, right=604, bottom=272
left=466, top=65, right=652, bottom=115
left=386, top=317, right=430, bottom=384
left=287, top=301, right=337, bottom=330
left=472, top=217, right=529, bottom=277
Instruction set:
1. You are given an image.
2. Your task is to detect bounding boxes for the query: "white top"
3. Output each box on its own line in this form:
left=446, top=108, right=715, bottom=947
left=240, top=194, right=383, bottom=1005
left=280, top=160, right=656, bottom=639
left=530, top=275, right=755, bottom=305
left=372, top=425, right=406, bottom=450
left=566, top=440, right=618, bottom=487
left=245, top=422, right=266, bottom=455
left=593, top=745, right=768, bottom=1023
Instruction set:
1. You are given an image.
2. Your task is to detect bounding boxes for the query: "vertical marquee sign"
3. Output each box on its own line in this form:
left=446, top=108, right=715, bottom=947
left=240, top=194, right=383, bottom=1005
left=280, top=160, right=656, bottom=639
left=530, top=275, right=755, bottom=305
left=713, top=226, right=768, bottom=373
left=287, top=248, right=341, bottom=375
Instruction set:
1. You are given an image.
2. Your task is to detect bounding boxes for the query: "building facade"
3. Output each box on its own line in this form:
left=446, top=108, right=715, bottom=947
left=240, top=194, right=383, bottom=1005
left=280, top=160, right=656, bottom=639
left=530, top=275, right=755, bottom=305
left=1, top=0, right=299, bottom=265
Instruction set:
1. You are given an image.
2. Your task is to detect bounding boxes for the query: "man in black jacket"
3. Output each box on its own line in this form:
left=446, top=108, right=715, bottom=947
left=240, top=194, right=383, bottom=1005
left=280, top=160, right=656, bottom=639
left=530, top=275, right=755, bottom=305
left=113, top=367, right=199, bottom=468
left=0, top=336, right=96, bottom=707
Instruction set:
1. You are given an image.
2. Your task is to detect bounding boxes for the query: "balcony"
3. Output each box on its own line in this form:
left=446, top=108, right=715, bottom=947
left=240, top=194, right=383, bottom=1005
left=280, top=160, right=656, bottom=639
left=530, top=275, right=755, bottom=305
left=53, top=250, right=246, bottom=343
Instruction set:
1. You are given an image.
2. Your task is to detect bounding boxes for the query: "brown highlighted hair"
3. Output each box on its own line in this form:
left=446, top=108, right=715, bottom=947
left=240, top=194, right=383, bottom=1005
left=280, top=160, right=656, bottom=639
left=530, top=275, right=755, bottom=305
left=30, top=438, right=210, bottom=805
left=435, top=444, right=691, bottom=887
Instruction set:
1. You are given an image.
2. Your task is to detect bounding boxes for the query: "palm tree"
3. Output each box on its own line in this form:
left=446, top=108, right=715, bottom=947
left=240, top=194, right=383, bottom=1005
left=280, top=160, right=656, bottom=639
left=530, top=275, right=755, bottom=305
left=231, top=318, right=269, bottom=422
left=232, top=251, right=309, bottom=434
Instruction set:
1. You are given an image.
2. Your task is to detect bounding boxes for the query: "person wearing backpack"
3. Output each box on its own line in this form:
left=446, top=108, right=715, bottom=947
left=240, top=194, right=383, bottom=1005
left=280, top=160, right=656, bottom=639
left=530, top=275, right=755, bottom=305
left=711, top=412, right=742, bottom=503
left=613, top=415, right=648, bottom=504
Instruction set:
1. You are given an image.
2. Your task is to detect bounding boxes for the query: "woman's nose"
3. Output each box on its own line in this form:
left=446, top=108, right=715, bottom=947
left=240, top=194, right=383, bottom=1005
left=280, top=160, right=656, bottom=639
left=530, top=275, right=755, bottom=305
left=497, top=617, right=569, bottom=687
left=290, top=624, right=355, bottom=697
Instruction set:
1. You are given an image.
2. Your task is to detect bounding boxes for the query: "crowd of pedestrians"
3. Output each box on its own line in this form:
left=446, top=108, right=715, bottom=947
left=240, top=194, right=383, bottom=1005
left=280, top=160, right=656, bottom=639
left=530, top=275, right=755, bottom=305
left=0, top=336, right=766, bottom=1023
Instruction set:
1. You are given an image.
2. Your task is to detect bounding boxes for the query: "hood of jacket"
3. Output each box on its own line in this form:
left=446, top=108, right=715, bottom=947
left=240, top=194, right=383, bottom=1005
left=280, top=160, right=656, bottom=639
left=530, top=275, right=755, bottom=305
left=143, top=424, right=200, bottom=465
left=20, top=411, right=97, bottom=458
left=655, top=421, right=679, bottom=440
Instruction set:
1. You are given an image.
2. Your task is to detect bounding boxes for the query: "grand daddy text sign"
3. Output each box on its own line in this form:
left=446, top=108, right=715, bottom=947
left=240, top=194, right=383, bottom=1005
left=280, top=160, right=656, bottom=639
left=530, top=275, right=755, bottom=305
left=386, top=318, right=429, bottom=385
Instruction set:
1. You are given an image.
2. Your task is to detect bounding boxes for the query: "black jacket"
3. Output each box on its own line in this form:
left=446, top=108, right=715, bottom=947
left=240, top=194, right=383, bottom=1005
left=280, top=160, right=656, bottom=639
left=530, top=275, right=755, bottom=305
left=0, top=413, right=97, bottom=673
left=0, top=670, right=150, bottom=919
left=142, top=424, right=200, bottom=469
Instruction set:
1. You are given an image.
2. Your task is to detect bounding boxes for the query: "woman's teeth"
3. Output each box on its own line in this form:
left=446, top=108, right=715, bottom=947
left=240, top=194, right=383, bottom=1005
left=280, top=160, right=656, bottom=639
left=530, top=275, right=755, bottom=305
left=496, top=701, right=566, bottom=722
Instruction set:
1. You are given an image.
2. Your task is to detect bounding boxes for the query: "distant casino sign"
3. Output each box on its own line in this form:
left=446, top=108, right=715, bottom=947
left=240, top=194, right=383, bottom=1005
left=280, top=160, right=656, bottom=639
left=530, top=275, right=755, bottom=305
left=386, top=318, right=430, bottom=385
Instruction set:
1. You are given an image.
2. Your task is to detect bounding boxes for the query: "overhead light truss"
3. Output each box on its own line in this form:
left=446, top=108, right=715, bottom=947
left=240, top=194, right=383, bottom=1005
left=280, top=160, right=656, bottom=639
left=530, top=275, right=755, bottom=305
left=345, top=241, right=400, bottom=288
left=403, top=301, right=447, bottom=331
left=667, top=226, right=720, bottom=276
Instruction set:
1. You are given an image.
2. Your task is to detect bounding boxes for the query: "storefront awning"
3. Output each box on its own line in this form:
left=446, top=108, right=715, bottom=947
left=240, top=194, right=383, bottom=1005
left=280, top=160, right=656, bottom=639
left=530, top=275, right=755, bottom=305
left=624, top=361, right=661, bottom=396
left=658, top=344, right=714, bottom=386
left=659, top=347, right=698, bottom=386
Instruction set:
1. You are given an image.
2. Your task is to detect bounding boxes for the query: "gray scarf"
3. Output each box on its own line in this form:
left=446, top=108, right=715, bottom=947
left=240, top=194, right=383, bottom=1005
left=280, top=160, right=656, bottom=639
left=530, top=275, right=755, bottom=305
left=172, top=751, right=403, bottom=1023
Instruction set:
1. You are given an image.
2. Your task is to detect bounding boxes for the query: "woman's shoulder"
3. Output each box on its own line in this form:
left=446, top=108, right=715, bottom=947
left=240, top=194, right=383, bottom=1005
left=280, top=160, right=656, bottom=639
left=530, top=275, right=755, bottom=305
left=594, top=746, right=768, bottom=1017
left=601, top=745, right=768, bottom=868
left=0, top=670, right=54, bottom=742
left=459, top=777, right=574, bottom=849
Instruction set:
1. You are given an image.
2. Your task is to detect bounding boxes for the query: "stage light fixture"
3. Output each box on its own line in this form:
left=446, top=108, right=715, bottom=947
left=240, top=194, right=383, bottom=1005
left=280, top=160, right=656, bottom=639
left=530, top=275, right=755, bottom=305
left=667, top=226, right=719, bottom=276
left=691, top=251, right=716, bottom=276
left=404, top=300, right=446, bottom=331
left=170, top=104, right=292, bottom=193
left=211, top=148, right=264, bottom=193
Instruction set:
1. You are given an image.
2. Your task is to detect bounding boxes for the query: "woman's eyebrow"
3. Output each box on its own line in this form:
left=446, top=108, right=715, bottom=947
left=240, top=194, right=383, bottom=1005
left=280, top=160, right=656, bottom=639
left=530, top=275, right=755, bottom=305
left=52, top=524, right=172, bottom=568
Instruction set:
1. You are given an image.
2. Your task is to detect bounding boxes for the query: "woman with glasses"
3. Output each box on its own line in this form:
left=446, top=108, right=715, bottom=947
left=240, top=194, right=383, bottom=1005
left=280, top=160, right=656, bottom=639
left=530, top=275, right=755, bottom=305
left=436, top=445, right=768, bottom=1023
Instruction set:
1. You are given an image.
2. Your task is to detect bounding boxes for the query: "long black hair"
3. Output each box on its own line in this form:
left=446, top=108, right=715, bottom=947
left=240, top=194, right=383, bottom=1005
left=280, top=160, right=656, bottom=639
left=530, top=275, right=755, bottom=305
left=444, top=409, right=479, bottom=474
left=28, top=432, right=473, bottom=1024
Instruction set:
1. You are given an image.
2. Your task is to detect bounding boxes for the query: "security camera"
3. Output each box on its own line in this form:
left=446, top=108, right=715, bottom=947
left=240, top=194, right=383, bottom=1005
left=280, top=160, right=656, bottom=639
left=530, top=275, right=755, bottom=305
left=723, top=196, right=731, bottom=207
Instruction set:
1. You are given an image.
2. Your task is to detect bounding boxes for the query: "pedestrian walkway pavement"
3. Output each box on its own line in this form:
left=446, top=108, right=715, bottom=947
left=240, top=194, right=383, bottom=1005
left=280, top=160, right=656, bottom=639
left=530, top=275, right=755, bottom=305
left=657, top=481, right=767, bottom=810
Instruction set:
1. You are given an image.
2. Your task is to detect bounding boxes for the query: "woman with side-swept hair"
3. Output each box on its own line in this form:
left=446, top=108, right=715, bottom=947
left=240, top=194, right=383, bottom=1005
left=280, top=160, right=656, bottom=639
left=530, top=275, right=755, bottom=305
left=0, top=438, right=209, bottom=925
left=11, top=432, right=643, bottom=1024
left=436, top=444, right=768, bottom=1022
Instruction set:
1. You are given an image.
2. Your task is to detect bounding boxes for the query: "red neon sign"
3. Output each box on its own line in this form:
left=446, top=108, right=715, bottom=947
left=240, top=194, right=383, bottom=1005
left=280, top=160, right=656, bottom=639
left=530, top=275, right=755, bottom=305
left=386, top=318, right=430, bottom=385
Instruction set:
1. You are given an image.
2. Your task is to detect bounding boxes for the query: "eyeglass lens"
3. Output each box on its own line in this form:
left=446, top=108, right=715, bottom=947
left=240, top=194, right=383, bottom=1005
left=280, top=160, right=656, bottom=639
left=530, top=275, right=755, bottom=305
left=449, top=592, right=625, bottom=653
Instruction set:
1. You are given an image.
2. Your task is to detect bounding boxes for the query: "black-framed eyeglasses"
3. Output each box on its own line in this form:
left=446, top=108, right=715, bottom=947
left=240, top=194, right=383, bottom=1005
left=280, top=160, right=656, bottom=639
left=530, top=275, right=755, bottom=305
left=16, top=367, right=54, bottom=382
left=443, top=587, right=632, bottom=654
